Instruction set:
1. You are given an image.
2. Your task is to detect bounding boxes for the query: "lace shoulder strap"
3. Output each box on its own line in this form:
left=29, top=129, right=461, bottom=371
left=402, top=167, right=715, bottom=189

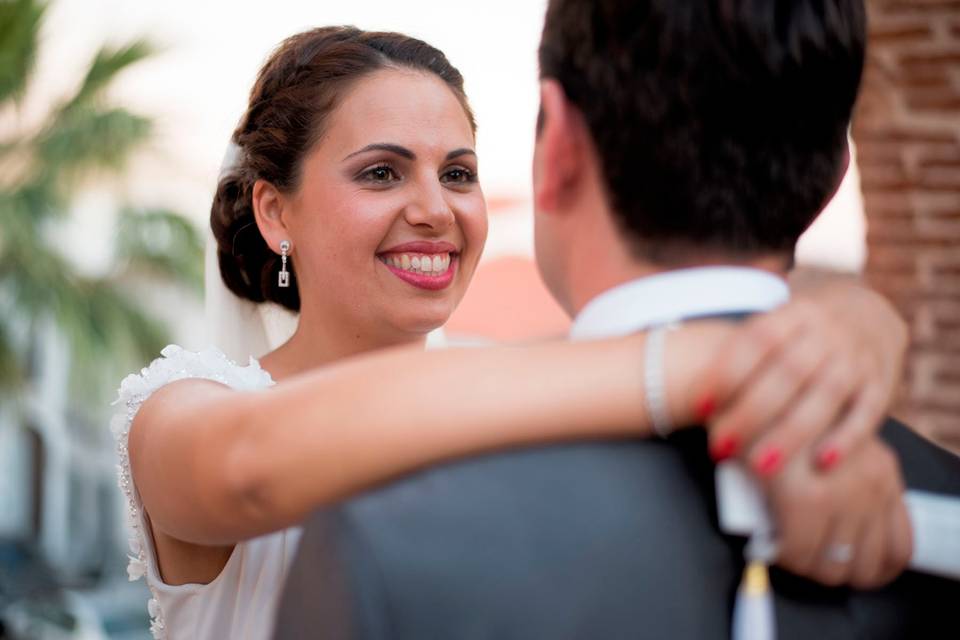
left=109, top=344, right=273, bottom=639
left=113, top=344, right=273, bottom=414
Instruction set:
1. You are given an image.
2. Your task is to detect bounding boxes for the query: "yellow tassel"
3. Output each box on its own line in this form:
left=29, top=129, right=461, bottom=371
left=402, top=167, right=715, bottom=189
left=732, top=560, right=775, bottom=640
left=743, top=560, right=769, bottom=595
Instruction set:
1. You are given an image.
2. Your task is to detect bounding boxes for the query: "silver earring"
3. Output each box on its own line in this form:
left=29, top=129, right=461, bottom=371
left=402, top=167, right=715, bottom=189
left=278, top=240, right=291, bottom=288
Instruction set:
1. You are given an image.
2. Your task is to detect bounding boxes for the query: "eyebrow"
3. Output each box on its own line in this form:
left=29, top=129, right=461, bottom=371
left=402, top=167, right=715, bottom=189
left=343, top=143, right=476, bottom=162
left=445, top=148, right=476, bottom=161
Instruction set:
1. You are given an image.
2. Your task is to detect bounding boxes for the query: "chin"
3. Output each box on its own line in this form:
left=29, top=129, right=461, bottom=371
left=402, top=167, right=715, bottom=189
left=388, top=303, right=455, bottom=337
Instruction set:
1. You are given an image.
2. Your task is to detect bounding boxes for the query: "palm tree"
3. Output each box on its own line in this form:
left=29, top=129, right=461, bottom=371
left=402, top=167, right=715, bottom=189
left=0, top=0, right=203, bottom=405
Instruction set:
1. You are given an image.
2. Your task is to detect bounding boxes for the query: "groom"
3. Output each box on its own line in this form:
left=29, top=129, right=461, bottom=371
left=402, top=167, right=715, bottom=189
left=275, top=1, right=960, bottom=638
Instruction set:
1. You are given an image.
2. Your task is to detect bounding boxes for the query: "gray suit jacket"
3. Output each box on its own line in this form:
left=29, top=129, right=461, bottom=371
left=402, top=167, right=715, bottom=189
left=274, top=419, right=960, bottom=640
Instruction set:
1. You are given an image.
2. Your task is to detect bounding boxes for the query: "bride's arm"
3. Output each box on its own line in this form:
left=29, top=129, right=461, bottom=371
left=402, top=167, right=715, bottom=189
left=129, top=325, right=727, bottom=545
left=130, top=277, right=908, bottom=548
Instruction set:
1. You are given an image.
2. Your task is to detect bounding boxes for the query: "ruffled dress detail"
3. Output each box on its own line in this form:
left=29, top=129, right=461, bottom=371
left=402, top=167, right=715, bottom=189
left=111, top=345, right=278, bottom=639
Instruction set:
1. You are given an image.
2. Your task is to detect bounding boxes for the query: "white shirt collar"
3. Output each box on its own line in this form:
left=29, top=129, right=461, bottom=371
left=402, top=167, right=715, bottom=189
left=570, top=266, right=790, bottom=341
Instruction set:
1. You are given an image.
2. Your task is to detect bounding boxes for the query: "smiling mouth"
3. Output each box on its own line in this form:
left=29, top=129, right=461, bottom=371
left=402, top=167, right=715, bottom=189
left=378, top=252, right=455, bottom=277
left=377, top=251, right=459, bottom=290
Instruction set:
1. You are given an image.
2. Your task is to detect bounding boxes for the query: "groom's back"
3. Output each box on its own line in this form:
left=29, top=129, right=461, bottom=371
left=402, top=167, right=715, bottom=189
left=276, top=436, right=740, bottom=640
left=275, top=424, right=960, bottom=640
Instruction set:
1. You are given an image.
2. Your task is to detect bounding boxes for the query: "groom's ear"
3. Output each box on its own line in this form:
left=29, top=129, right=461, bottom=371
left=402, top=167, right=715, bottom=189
left=533, top=79, right=588, bottom=214
left=252, top=179, right=291, bottom=253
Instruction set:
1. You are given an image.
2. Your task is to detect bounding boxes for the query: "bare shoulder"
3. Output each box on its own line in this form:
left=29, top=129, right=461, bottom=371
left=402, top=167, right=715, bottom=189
left=118, top=344, right=275, bottom=455
left=129, top=377, right=237, bottom=449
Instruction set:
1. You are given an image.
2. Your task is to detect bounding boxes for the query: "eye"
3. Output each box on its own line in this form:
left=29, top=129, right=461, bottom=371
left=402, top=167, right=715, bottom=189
left=441, top=167, right=477, bottom=184
left=360, top=164, right=400, bottom=184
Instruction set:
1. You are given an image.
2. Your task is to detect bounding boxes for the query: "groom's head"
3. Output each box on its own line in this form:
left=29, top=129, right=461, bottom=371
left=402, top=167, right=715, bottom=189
left=532, top=0, right=866, bottom=314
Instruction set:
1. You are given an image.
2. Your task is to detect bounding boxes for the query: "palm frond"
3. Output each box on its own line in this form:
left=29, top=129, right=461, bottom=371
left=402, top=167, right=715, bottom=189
left=114, top=208, right=204, bottom=291
left=61, top=279, right=169, bottom=398
left=60, top=40, right=155, bottom=114
left=0, top=4, right=193, bottom=410
left=0, top=315, right=24, bottom=393
left=0, top=0, right=46, bottom=105
left=0, top=234, right=170, bottom=398
left=34, top=106, right=152, bottom=185
left=2, top=236, right=76, bottom=320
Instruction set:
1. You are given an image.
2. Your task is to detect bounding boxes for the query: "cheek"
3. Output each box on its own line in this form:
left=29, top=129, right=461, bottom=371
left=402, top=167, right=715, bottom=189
left=459, top=195, right=488, bottom=263
left=317, top=193, right=397, bottom=255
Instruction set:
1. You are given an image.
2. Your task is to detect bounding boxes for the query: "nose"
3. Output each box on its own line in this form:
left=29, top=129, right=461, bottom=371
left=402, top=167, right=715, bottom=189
left=403, top=176, right=456, bottom=231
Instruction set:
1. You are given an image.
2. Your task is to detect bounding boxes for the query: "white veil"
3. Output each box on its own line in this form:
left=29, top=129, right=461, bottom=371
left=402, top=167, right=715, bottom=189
left=204, top=142, right=298, bottom=363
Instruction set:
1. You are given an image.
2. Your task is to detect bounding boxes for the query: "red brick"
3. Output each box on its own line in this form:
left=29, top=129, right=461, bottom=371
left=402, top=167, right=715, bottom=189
left=899, top=49, right=960, bottom=67
left=859, top=164, right=914, bottom=190
left=915, top=166, right=960, bottom=190
left=856, top=140, right=909, bottom=164
left=879, top=1, right=960, bottom=15
left=917, top=146, right=960, bottom=169
left=898, top=65, right=952, bottom=89
left=858, top=5, right=960, bottom=450
left=853, top=126, right=957, bottom=145
left=905, top=87, right=960, bottom=112
left=861, top=191, right=915, bottom=219
left=871, top=22, right=936, bottom=44
left=867, top=245, right=919, bottom=266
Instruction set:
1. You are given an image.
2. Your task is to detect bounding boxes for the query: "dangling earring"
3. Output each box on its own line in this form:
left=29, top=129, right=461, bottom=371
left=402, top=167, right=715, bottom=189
left=278, top=240, right=291, bottom=288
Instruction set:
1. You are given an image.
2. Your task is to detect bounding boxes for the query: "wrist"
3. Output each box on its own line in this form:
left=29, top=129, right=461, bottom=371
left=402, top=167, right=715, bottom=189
left=664, top=323, right=733, bottom=429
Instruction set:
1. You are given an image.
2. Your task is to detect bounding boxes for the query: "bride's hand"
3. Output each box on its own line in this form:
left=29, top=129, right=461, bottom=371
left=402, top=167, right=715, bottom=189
left=698, top=283, right=907, bottom=473
left=766, top=436, right=913, bottom=588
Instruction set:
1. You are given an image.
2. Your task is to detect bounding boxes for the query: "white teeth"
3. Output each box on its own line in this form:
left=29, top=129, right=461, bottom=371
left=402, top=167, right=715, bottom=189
left=381, top=252, right=453, bottom=276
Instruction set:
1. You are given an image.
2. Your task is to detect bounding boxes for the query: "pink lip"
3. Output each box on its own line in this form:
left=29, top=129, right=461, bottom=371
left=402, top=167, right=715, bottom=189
left=380, top=255, right=459, bottom=291
left=379, top=240, right=459, bottom=255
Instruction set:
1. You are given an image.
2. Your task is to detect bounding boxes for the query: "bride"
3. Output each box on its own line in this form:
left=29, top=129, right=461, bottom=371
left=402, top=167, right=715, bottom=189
left=114, top=26, right=909, bottom=640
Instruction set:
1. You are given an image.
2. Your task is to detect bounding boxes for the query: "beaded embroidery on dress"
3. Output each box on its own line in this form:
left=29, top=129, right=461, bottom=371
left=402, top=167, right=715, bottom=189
left=111, top=345, right=275, bottom=639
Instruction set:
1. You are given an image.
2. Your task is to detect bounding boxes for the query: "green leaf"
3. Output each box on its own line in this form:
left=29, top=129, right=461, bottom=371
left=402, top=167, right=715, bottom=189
left=0, top=317, right=23, bottom=393
left=0, top=244, right=168, bottom=399
left=115, top=208, right=205, bottom=291
left=58, top=279, right=169, bottom=398
left=0, top=0, right=46, bottom=105
left=61, top=40, right=155, bottom=113
left=34, top=106, right=152, bottom=182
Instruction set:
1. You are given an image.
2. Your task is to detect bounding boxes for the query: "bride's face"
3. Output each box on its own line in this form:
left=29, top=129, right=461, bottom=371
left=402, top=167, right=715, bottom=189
left=286, top=68, right=487, bottom=338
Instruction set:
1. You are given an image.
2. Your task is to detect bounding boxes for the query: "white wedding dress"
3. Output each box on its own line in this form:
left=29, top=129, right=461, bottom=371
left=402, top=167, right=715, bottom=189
left=112, top=344, right=303, bottom=640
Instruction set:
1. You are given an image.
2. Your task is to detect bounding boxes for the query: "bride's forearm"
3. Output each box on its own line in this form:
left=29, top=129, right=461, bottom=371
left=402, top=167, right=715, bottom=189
left=225, top=326, right=727, bottom=539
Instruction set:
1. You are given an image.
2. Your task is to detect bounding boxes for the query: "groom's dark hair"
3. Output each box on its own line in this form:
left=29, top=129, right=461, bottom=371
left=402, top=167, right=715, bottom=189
left=538, top=0, right=866, bottom=262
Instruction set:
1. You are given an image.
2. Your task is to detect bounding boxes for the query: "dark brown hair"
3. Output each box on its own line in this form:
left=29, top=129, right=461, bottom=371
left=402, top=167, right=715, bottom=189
left=211, top=26, right=475, bottom=311
left=539, top=0, right=866, bottom=261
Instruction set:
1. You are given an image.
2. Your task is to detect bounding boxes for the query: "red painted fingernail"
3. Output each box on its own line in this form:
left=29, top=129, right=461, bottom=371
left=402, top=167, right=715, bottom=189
left=817, top=447, right=842, bottom=471
left=755, top=448, right=783, bottom=477
left=696, top=395, right=716, bottom=422
left=710, top=436, right=739, bottom=462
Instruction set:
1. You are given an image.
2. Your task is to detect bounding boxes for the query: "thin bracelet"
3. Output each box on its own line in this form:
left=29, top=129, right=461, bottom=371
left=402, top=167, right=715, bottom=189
left=644, top=323, right=679, bottom=438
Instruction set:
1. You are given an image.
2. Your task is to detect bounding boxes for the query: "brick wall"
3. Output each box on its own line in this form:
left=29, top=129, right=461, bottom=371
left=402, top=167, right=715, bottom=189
left=853, top=0, right=960, bottom=450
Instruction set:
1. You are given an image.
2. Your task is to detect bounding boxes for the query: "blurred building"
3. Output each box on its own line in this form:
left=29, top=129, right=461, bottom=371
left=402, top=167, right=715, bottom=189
left=854, top=0, right=960, bottom=450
